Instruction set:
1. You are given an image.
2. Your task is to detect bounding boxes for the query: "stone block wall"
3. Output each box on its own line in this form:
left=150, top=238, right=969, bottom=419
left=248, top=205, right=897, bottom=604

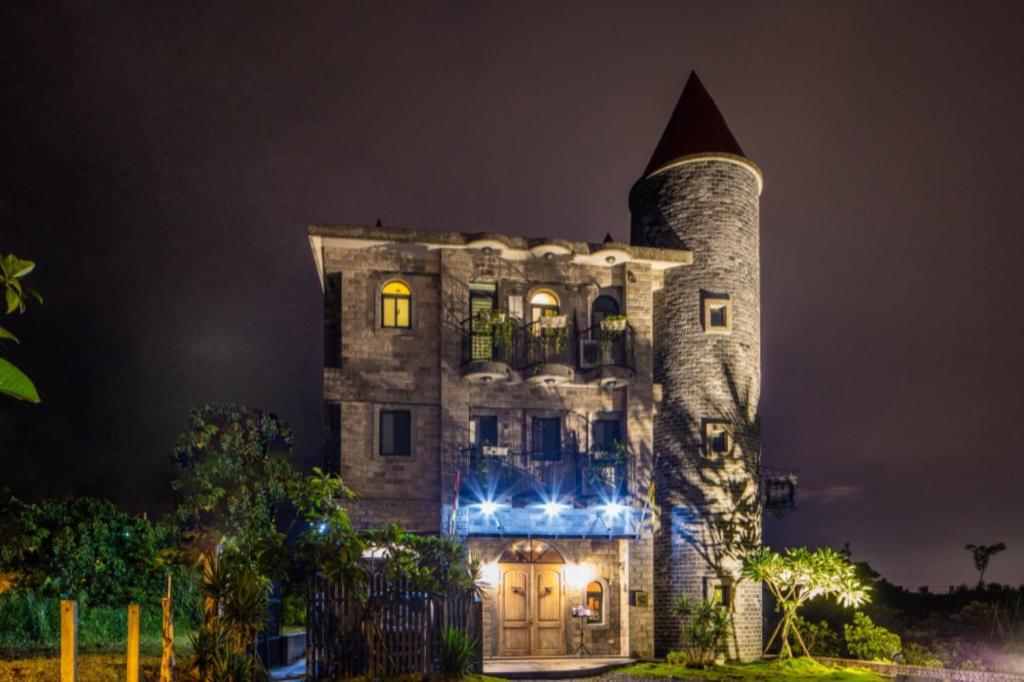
left=631, top=157, right=764, bottom=660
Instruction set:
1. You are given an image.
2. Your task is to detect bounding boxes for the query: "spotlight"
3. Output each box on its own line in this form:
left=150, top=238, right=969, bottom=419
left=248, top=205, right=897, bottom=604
left=479, top=561, right=500, bottom=588
left=477, top=499, right=505, bottom=516
left=598, top=500, right=626, bottom=518
left=538, top=500, right=569, bottom=518
left=565, top=563, right=594, bottom=589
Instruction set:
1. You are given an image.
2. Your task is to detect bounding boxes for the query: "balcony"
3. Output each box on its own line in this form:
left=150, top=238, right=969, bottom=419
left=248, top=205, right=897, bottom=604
left=576, top=322, right=636, bottom=388
left=455, top=445, right=633, bottom=506
left=459, top=315, right=635, bottom=386
left=450, top=445, right=639, bottom=537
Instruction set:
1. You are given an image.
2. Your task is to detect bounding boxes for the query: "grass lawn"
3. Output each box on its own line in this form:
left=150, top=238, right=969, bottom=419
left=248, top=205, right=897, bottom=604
left=0, top=654, right=184, bottom=682
left=621, top=658, right=888, bottom=681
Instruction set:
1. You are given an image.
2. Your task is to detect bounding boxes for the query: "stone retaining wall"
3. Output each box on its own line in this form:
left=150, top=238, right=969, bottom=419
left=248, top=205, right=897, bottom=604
left=819, top=657, right=1024, bottom=681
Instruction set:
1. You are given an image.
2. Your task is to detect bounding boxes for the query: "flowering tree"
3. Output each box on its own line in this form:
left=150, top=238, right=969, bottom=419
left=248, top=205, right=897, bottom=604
left=742, top=547, right=870, bottom=660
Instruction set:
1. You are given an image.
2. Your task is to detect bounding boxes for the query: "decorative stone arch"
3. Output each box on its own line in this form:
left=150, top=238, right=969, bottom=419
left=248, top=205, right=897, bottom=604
left=526, top=287, right=562, bottom=323
left=498, top=538, right=566, bottom=564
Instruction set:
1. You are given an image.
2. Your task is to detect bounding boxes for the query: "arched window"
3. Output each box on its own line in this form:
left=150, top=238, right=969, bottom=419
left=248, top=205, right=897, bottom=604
left=591, top=295, right=620, bottom=328
left=381, top=280, right=411, bottom=328
left=529, top=290, right=560, bottom=323
left=585, top=581, right=604, bottom=624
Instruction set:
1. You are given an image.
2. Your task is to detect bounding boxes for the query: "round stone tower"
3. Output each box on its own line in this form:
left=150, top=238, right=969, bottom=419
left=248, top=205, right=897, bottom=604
left=629, top=72, right=763, bottom=660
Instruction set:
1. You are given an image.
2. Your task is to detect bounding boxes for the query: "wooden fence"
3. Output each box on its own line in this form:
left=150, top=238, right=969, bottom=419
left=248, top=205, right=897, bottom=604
left=306, top=572, right=483, bottom=680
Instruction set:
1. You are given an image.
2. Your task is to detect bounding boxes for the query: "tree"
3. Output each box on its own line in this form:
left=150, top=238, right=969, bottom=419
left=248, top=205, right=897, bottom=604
left=964, top=543, right=1006, bottom=588
left=0, top=491, right=162, bottom=606
left=0, top=253, right=43, bottom=402
left=170, top=402, right=301, bottom=573
left=742, top=547, right=870, bottom=660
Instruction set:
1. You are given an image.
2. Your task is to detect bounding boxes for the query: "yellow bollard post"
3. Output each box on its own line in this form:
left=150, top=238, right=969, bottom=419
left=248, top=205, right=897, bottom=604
left=160, top=574, right=174, bottom=682
left=60, top=599, right=77, bottom=682
left=126, top=603, right=140, bottom=682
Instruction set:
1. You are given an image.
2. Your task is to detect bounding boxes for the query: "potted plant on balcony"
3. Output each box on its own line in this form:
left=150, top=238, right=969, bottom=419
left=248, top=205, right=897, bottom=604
left=600, top=313, right=628, bottom=335
left=474, top=308, right=515, bottom=360
left=589, top=439, right=629, bottom=465
left=538, top=313, right=567, bottom=330
left=481, top=442, right=510, bottom=456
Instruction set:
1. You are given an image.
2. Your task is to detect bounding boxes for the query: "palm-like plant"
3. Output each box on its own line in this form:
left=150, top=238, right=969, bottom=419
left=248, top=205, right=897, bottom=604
left=743, top=547, right=869, bottom=660
left=965, top=542, right=1006, bottom=588
left=437, top=626, right=479, bottom=679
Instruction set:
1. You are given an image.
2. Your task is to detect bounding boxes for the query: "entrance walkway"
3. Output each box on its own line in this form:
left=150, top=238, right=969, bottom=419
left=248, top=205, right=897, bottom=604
left=484, top=656, right=635, bottom=679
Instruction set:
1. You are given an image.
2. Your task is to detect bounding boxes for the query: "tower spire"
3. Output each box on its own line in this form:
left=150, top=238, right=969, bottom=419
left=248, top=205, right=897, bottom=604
left=643, top=71, right=745, bottom=175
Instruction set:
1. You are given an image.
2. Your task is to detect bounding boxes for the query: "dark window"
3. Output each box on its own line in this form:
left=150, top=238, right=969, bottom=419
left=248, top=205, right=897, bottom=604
left=586, top=581, right=604, bottom=623
left=706, top=422, right=731, bottom=455
left=471, top=415, right=498, bottom=447
left=531, top=417, right=561, bottom=461
left=324, top=273, right=342, bottom=367
left=706, top=579, right=732, bottom=609
left=709, top=304, right=727, bottom=328
left=592, top=419, right=622, bottom=452
left=380, top=409, right=411, bottom=456
left=591, top=295, right=620, bottom=328
left=323, top=401, right=341, bottom=473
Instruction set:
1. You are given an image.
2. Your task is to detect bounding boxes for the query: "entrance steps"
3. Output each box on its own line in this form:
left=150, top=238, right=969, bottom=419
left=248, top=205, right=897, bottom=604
left=484, top=656, right=635, bottom=679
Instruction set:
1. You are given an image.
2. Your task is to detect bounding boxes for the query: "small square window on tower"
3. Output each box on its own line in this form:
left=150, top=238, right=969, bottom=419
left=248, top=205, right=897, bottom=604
left=703, top=420, right=733, bottom=456
left=702, top=295, right=732, bottom=334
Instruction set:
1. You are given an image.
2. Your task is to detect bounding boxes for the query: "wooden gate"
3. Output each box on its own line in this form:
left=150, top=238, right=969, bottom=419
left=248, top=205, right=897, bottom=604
left=306, top=573, right=483, bottom=680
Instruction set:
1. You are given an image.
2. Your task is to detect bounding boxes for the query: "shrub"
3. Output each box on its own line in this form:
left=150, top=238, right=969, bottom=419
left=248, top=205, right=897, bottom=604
left=845, top=612, right=901, bottom=661
left=787, top=616, right=842, bottom=657
left=899, top=642, right=943, bottom=668
left=671, top=595, right=732, bottom=667
left=0, top=494, right=164, bottom=608
left=437, top=626, right=478, bottom=679
left=282, top=593, right=305, bottom=627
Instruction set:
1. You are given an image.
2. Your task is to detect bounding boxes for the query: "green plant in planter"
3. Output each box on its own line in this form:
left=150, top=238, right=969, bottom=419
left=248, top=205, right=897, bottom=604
left=600, top=313, right=629, bottom=337
left=590, top=439, right=629, bottom=464
left=474, top=309, right=514, bottom=359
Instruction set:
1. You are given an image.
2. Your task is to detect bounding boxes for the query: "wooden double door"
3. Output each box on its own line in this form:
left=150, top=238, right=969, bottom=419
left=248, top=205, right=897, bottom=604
left=499, top=563, right=565, bottom=656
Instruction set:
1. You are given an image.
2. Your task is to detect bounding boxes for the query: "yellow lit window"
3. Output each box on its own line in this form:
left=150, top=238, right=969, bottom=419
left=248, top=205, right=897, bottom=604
left=381, top=280, right=411, bottom=328
left=585, top=581, right=603, bottom=623
left=530, top=290, right=560, bottom=322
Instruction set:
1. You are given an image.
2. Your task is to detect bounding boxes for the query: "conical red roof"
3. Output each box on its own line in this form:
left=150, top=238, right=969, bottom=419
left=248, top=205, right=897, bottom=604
left=644, top=71, right=745, bottom=175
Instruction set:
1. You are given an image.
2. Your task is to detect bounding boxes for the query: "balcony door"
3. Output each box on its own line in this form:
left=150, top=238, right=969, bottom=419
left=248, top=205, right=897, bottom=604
left=499, top=540, right=565, bottom=657
left=470, top=282, right=497, bottom=361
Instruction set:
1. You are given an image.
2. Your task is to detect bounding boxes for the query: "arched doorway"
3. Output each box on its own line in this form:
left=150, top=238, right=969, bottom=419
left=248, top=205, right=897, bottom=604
left=498, top=540, right=566, bottom=656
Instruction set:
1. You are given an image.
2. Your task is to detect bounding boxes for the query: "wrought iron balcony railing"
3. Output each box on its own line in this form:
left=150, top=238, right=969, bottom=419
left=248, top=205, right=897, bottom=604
left=576, top=323, right=636, bottom=373
left=455, top=445, right=633, bottom=505
left=459, top=316, right=635, bottom=377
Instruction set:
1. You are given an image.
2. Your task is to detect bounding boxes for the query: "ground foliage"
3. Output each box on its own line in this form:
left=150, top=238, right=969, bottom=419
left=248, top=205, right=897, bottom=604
left=779, top=546, right=1024, bottom=671
left=668, top=595, right=732, bottom=668
left=623, top=658, right=887, bottom=681
left=843, top=613, right=901, bottom=662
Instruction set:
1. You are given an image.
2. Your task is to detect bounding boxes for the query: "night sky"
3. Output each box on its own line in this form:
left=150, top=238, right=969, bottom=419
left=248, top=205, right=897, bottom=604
left=2, top=1, right=1023, bottom=588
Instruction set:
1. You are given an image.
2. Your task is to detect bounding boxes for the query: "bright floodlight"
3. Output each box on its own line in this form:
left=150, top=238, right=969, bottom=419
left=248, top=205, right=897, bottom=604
left=478, top=499, right=504, bottom=516
left=598, top=499, right=626, bottom=518
left=539, top=500, right=570, bottom=518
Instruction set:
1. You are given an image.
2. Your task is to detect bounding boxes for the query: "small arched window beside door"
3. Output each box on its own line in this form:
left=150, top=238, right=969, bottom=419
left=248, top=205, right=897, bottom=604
left=585, top=581, right=604, bottom=624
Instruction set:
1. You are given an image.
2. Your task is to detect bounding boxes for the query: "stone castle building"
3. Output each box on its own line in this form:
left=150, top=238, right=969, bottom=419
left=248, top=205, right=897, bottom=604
left=308, top=72, right=764, bottom=660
